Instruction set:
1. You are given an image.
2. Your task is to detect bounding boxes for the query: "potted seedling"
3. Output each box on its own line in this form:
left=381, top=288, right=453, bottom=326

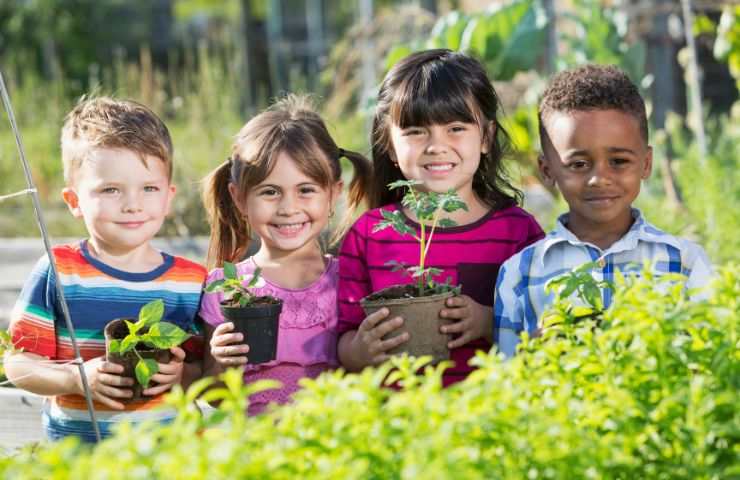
left=104, top=299, right=190, bottom=400
left=361, top=180, right=466, bottom=363
left=205, top=263, right=282, bottom=365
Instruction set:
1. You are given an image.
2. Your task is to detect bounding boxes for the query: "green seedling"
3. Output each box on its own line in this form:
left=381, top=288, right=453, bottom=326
left=108, top=299, right=190, bottom=388
left=204, top=262, right=263, bottom=307
left=373, top=180, right=467, bottom=297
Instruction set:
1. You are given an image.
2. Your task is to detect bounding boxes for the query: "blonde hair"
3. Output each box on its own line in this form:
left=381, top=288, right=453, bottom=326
left=61, top=96, right=173, bottom=184
left=202, top=94, right=372, bottom=269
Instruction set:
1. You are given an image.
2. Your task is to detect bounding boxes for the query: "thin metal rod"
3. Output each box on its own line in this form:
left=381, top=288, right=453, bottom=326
left=0, top=70, right=102, bottom=442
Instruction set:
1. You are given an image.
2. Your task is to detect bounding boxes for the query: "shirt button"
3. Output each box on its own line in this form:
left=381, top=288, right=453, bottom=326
left=598, top=258, right=606, bottom=268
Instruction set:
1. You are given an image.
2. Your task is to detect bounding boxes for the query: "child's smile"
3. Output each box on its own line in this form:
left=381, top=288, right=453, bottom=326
left=234, top=151, right=339, bottom=256
left=540, top=109, right=652, bottom=248
left=62, top=147, right=175, bottom=262
left=389, top=121, right=486, bottom=202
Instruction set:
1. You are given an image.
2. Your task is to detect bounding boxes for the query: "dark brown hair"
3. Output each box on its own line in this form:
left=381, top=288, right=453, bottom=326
left=61, top=96, right=173, bottom=184
left=202, top=94, right=372, bottom=269
left=538, top=64, right=648, bottom=146
left=370, top=48, right=521, bottom=209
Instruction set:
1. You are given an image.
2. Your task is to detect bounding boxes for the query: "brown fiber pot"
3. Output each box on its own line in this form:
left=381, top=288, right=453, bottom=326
left=361, top=285, right=455, bottom=364
left=104, top=319, right=172, bottom=401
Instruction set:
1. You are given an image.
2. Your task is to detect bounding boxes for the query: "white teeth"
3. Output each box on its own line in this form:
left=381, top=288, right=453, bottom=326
left=425, top=164, right=453, bottom=171
left=274, top=222, right=305, bottom=232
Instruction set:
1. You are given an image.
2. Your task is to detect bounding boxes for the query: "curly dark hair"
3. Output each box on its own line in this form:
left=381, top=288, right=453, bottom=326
left=538, top=64, right=648, bottom=145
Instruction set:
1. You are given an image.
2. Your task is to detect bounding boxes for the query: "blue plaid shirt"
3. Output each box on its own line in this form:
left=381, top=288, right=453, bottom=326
left=494, top=209, right=714, bottom=357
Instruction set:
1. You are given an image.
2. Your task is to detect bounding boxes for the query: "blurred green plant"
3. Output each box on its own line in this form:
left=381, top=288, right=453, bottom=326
left=0, top=264, right=736, bottom=478
left=386, top=0, right=547, bottom=80
left=638, top=111, right=740, bottom=265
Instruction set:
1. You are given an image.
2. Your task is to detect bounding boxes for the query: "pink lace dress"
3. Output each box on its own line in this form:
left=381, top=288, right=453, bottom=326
left=200, top=257, right=339, bottom=415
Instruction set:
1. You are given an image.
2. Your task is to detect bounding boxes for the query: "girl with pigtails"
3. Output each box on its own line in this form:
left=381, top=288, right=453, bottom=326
left=199, top=95, right=371, bottom=414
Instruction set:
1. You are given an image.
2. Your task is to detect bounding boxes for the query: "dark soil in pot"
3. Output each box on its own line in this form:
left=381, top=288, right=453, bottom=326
left=104, top=319, right=172, bottom=402
left=361, top=284, right=456, bottom=364
left=220, top=297, right=283, bottom=365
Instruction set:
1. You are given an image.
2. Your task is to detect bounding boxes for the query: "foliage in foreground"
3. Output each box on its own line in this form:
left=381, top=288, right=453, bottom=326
left=1, top=266, right=738, bottom=479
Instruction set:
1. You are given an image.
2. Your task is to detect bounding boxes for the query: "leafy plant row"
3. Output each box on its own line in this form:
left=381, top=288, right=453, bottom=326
left=1, top=264, right=737, bottom=479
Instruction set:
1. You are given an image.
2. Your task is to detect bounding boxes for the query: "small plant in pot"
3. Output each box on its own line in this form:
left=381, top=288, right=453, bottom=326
left=205, top=263, right=283, bottom=365
left=361, top=180, right=467, bottom=363
left=104, top=299, right=190, bottom=401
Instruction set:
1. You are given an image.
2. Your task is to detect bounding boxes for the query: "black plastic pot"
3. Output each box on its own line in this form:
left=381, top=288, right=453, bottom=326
left=220, top=300, right=282, bottom=365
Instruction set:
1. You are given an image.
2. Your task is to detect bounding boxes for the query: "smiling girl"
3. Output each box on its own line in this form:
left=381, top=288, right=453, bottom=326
left=337, top=49, right=545, bottom=386
left=199, top=95, right=370, bottom=414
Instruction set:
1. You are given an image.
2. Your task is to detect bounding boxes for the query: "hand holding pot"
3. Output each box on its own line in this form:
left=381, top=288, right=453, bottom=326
left=74, top=356, right=133, bottom=410
left=439, top=295, right=493, bottom=348
left=142, top=346, right=186, bottom=396
left=352, top=308, right=410, bottom=367
left=210, top=322, right=250, bottom=366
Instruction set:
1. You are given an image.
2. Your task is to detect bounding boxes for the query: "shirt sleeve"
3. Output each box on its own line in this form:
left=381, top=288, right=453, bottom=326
left=9, top=255, right=58, bottom=358
left=337, top=219, right=372, bottom=335
left=198, top=268, right=226, bottom=328
left=682, top=241, right=715, bottom=300
left=493, top=257, right=526, bottom=358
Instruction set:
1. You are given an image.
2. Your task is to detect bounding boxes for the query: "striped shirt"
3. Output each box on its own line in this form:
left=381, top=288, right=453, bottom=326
left=338, top=204, right=544, bottom=386
left=9, top=240, right=206, bottom=442
left=494, top=209, right=714, bottom=357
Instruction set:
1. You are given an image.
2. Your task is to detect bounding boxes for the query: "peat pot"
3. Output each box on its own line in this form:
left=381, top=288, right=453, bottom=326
left=361, top=285, right=455, bottom=364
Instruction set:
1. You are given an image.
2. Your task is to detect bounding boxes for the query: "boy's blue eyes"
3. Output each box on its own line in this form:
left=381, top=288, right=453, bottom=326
left=100, top=186, right=160, bottom=193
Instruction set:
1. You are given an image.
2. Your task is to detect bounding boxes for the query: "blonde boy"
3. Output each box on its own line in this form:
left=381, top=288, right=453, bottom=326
left=5, top=97, right=206, bottom=442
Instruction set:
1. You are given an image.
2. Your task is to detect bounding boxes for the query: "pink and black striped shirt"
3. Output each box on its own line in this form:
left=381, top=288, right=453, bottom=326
left=337, top=204, right=544, bottom=386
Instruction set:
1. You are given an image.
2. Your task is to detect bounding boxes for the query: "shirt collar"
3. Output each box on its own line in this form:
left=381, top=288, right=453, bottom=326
left=540, top=208, right=681, bottom=263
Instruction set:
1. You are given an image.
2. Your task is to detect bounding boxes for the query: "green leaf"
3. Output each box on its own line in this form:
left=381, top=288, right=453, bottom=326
left=428, top=11, right=470, bottom=51
left=125, top=319, right=141, bottom=335
left=108, top=339, right=121, bottom=353
left=139, top=299, right=165, bottom=326
left=385, top=45, right=414, bottom=72
left=147, top=322, right=191, bottom=348
left=247, top=267, right=262, bottom=288
left=387, top=179, right=421, bottom=190
left=438, top=218, right=457, bottom=228
left=223, top=261, right=238, bottom=280
left=205, top=279, right=226, bottom=292
left=135, top=358, right=159, bottom=388
left=583, top=283, right=603, bottom=310
left=120, top=334, right=139, bottom=353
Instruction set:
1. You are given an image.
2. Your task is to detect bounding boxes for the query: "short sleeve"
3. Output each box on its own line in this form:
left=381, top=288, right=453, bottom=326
left=493, top=257, right=525, bottom=358
left=9, top=255, right=58, bottom=358
left=682, top=241, right=715, bottom=299
left=337, top=218, right=372, bottom=335
left=198, top=268, right=226, bottom=328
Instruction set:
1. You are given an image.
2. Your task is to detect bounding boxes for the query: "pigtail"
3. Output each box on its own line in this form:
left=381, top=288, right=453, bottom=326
left=202, top=159, right=251, bottom=270
left=331, top=148, right=373, bottom=244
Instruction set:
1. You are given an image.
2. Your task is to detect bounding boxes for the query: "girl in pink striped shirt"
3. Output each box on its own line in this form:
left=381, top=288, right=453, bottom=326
left=337, top=49, right=544, bottom=386
left=199, top=95, right=371, bottom=414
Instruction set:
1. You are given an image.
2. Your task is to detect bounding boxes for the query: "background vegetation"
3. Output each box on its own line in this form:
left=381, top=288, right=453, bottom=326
left=1, top=265, right=737, bottom=478
left=0, top=1, right=737, bottom=265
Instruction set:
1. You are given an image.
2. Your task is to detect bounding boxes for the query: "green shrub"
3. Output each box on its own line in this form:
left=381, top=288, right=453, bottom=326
left=1, top=265, right=737, bottom=479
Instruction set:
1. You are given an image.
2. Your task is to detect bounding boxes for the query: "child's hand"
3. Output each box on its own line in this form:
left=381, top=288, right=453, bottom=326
left=351, top=308, right=409, bottom=366
left=209, top=322, right=250, bottom=366
left=76, top=357, right=133, bottom=410
left=142, top=346, right=186, bottom=396
left=439, top=295, right=493, bottom=348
